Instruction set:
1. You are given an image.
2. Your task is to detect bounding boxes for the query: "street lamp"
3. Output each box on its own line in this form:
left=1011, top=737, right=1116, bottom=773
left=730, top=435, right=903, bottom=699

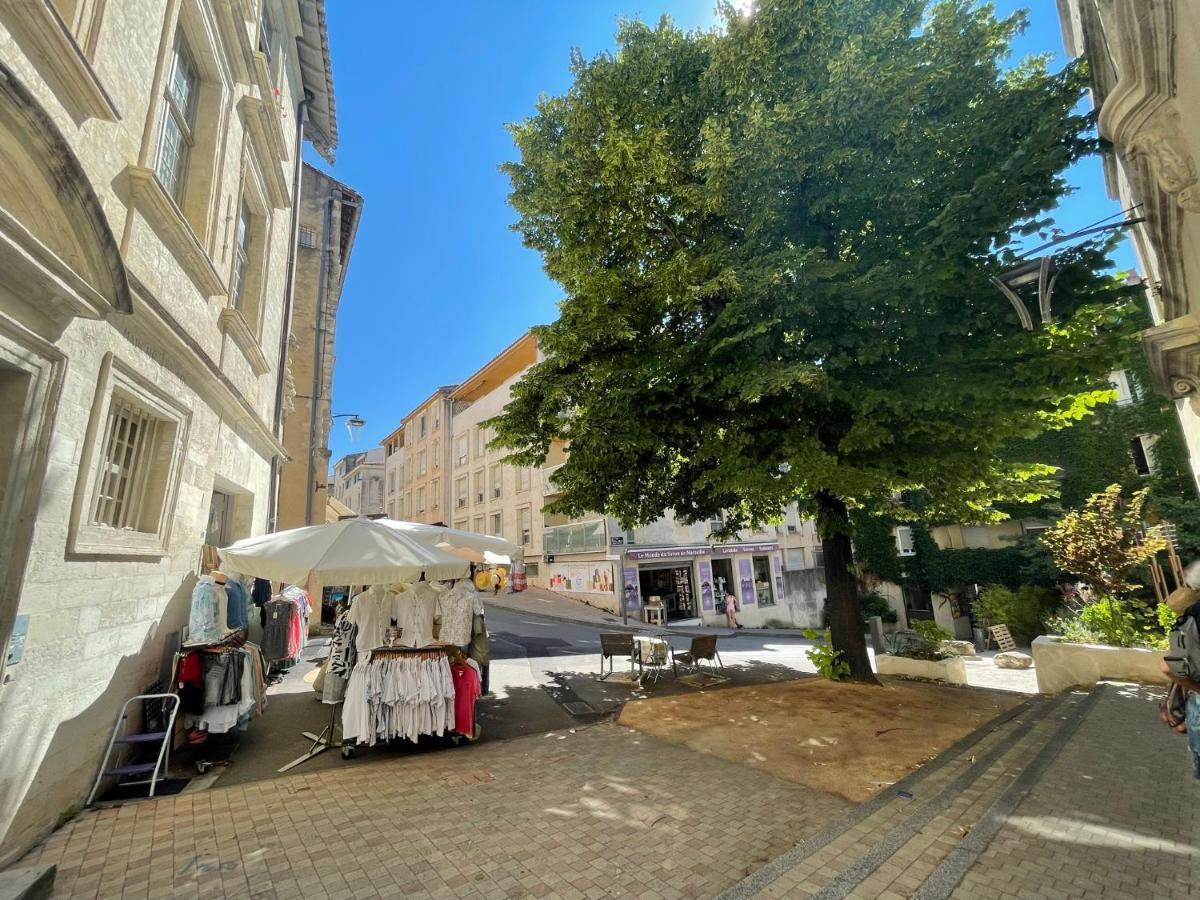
left=331, top=413, right=366, bottom=442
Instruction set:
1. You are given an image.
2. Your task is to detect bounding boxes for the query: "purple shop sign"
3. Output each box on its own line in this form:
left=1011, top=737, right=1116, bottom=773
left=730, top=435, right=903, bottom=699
left=711, top=542, right=780, bottom=555
left=738, top=557, right=756, bottom=607
left=625, top=546, right=710, bottom=561
left=698, top=559, right=714, bottom=612
left=622, top=567, right=642, bottom=613
left=773, top=554, right=785, bottom=602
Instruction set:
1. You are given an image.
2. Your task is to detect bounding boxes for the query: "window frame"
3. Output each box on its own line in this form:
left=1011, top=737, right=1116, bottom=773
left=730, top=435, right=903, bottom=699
left=69, top=354, right=191, bottom=557
left=155, top=33, right=200, bottom=204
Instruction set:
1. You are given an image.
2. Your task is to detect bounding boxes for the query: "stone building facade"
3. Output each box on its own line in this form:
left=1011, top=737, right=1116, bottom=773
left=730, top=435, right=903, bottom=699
left=276, top=163, right=361, bottom=530
left=382, top=423, right=404, bottom=520
left=449, top=333, right=544, bottom=564
left=1058, top=0, right=1200, bottom=490
left=0, top=0, right=337, bottom=861
left=400, top=387, right=456, bottom=524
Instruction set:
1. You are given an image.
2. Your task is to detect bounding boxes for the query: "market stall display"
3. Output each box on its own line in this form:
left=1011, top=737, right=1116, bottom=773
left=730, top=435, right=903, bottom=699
left=219, top=517, right=489, bottom=770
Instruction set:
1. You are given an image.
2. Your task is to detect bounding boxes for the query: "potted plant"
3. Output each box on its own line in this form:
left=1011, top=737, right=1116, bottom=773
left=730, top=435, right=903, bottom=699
left=1033, top=485, right=1173, bottom=693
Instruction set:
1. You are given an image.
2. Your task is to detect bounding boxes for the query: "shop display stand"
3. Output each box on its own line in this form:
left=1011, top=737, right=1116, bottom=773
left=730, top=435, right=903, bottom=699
left=277, top=699, right=342, bottom=773
left=339, top=644, right=480, bottom=760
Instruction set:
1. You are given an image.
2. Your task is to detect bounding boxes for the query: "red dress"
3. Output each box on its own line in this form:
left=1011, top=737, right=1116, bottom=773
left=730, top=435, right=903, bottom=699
left=450, top=661, right=481, bottom=735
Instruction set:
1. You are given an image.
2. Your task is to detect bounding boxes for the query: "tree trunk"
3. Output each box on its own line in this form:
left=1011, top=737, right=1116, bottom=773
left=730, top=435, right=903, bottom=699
left=816, top=490, right=878, bottom=683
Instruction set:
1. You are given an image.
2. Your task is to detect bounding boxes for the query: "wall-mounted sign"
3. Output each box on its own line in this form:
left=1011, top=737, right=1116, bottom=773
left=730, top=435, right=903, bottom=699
left=711, top=542, right=781, bottom=555
left=610, top=536, right=624, bottom=546
left=625, top=546, right=710, bottom=561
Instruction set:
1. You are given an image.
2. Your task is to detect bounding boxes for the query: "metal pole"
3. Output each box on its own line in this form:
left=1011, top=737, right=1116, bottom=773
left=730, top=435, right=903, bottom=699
left=620, top=548, right=629, bottom=626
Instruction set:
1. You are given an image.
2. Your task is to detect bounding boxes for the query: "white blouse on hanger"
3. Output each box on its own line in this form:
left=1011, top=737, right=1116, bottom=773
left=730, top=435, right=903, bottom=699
left=396, top=582, right=438, bottom=647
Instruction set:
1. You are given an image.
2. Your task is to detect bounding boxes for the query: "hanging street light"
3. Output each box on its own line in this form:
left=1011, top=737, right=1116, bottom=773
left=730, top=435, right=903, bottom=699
left=331, top=413, right=366, bottom=442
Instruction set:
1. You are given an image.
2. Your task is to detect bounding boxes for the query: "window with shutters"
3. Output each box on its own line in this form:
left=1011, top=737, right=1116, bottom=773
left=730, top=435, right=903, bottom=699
left=517, top=467, right=530, bottom=493
left=490, top=512, right=502, bottom=536
left=432, top=438, right=440, bottom=470
left=1131, top=435, right=1158, bottom=476
left=490, top=463, right=502, bottom=500
left=455, top=435, right=468, bottom=467
left=894, top=525, right=916, bottom=557
left=473, top=469, right=485, bottom=505
left=431, top=478, right=440, bottom=510
left=70, top=354, right=190, bottom=557
left=520, top=507, right=532, bottom=546
left=455, top=476, right=468, bottom=509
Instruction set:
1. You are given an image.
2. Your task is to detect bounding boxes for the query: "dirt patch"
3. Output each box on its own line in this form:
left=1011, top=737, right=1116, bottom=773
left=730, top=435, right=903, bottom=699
left=617, top=677, right=1020, bottom=802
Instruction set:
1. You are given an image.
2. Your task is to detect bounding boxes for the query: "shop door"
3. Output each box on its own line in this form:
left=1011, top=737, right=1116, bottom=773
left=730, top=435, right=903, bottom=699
left=638, top=565, right=697, bottom=620
left=711, top=558, right=734, bottom=612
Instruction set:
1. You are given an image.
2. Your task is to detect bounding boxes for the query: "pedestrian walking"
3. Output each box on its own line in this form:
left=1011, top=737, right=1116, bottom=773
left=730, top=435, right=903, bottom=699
left=724, top=590, right=743, bottom=629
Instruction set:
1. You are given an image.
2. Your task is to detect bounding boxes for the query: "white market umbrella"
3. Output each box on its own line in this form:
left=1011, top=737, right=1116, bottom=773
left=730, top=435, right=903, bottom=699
left=219, top=517, right=470, bottom=585
left=380, top=519, right=521, bottom=565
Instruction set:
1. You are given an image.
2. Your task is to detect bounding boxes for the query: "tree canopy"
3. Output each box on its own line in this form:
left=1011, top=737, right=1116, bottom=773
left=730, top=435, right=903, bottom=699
left=493, top=0, right=1138, bottom=677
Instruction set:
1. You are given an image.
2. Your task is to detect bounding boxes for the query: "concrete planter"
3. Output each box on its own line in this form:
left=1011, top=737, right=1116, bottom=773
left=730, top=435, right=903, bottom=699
left=877, top=654, right=968, bottom=685
left=1031, top=635, right=1169, bottom=695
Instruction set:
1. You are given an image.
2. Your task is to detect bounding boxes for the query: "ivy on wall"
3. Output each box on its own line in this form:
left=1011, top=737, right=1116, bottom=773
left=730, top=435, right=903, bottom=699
left=854, top=335, right=1200, bottom=592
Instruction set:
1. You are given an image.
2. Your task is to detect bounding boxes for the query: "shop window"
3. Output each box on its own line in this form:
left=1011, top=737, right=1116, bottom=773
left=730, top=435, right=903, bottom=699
left=71, top=355, right=190, bottom=557
left=753, top=555, right=775, bottom=606
left=205, top=490, right=231, bottom=547
left=517, top=467, right=530, bottom=493
left=520, top=507, right=532, bottom=546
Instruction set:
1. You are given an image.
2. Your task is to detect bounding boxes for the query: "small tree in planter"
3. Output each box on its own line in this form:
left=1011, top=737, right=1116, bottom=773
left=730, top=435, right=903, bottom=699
left=1040, top=484, right=1167, bottom=646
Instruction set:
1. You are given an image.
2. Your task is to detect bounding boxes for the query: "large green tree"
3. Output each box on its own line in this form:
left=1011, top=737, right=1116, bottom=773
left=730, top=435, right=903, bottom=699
left=493, top=0, right=1135, bottom=680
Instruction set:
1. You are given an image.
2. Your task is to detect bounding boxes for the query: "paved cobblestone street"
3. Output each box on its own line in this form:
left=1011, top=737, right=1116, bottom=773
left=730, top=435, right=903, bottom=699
left=26, top=724, right=850, bottom=899
left=23, top=682, right=1198, bottom=898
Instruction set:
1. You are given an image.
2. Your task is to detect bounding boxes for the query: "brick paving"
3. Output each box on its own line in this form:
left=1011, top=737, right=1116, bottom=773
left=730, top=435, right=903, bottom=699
left=950, top=684, right=1200, bottom=900
left=24, top=682, right=1197, bottom=899
left=27, top=724, right=850, bottom=899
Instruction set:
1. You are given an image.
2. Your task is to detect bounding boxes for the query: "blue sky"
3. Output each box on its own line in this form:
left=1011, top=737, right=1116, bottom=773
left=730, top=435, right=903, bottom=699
left=317, top=1, right=1134, bottom=463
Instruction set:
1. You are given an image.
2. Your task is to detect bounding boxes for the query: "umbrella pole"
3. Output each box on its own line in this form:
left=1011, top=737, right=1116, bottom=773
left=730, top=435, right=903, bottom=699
left=277, top=700, right=341, bottom=773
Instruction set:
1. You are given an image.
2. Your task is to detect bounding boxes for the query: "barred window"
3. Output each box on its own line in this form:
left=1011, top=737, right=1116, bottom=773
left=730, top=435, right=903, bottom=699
left=298, top=226, right=317, bottom=249
left=92, top=396, right=163, bottom=530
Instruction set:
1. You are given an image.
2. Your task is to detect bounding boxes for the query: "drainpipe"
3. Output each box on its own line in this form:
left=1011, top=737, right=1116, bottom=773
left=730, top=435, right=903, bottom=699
left=266, top=93, right=310, bottom=533
left=302, top=190, right=357, bottom=528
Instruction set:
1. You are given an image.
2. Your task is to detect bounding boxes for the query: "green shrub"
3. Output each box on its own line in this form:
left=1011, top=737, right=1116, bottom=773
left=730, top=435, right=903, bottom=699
left=977, top=583, right=1058, bottom=643
left=912, top=620, right=951, bottom=645
left=1047, top=596, right=1169, bottom=649
left=859, top=592, right=897, bottom=624
left=803, top=628, right=851, bottom=681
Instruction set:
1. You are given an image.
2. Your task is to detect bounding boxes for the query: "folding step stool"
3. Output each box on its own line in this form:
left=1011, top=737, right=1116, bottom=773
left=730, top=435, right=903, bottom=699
left=86, top=693, right=180, bottom=806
